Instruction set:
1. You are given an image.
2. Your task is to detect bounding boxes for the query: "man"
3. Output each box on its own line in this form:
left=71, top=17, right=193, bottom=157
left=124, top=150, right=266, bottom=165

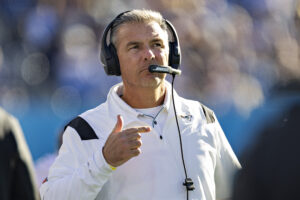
left=40, top=9, right=240, bottom=200
left=0, top=107, right=40, bottom=200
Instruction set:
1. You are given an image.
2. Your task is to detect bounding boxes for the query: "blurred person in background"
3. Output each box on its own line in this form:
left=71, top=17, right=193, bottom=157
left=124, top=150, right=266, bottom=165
left=40, top=9, right=240, bottom=200
left=0, top=107, right=40, bottom=200
left=232, top=81, right=300, bottom=200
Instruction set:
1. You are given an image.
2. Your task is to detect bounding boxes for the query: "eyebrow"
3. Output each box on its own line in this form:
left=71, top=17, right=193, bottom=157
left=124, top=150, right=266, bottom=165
left=125, top=38, right=165, bottom=49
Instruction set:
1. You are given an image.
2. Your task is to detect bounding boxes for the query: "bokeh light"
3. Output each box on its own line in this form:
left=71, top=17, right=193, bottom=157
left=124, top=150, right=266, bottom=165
left=1, top=87, right=30, bottom=117
left=51, top=86, right=82, bottom=119
left=21, top=53, right=50, bottom=85
left=62, top=24, right=97, bottom=59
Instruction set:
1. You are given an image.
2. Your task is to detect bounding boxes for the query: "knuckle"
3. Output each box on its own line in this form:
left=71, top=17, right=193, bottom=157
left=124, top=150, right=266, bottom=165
left=133, top=149, right=141, bottom=156
left=137, top=140, right=142, bottom=146
left=135, top=133, right=141, bottom=139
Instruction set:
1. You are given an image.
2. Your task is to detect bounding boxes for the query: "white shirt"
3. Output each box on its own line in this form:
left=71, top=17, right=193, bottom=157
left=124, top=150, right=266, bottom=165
left=40, top=81, right=241, bottom=200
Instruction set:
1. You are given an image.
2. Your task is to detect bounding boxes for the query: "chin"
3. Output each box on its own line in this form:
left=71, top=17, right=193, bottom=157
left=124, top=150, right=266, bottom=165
left=140, top=76, right=165, bottom=88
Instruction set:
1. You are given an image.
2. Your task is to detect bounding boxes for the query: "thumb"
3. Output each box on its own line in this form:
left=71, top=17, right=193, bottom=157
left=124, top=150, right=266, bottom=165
left=112, top=115, right=123, bottom=134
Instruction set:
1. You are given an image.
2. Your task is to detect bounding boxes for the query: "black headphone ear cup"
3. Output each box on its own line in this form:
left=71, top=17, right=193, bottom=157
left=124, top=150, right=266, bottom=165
left=103, top=44, right=121, bottom=76
left=108, top=44, right=121, bottom=75
left=169, top=41, right=180, bottom=69
left=168, top=42, right=173, bottom=67
left=100, top=11, right=131, bottom=76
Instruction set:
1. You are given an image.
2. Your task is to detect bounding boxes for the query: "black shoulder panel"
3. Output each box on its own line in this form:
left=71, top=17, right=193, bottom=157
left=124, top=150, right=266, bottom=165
left=64, top=117, right=99, bottom=140
left=201, top=104, right=215, bottom=124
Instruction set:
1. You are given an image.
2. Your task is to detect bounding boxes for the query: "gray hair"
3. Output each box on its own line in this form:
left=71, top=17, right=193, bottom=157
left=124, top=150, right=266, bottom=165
left=110, top=9, right=168, bottom=47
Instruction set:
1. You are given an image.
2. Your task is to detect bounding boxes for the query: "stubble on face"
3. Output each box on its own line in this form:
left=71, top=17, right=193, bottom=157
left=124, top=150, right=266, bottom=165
left=136, top=70, right=166, bottom=88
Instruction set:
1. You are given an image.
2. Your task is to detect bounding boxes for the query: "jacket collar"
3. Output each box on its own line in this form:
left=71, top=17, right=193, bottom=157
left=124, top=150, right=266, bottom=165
left=106, top=81, right=182, bottom=125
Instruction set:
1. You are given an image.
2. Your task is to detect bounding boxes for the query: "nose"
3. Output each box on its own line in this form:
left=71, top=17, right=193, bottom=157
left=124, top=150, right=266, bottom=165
left=143, top=47, right=155, bottom=61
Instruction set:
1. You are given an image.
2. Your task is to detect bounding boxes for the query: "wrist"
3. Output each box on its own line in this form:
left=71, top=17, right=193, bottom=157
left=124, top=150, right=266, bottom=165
left=102, top=147, right=117, bottom=170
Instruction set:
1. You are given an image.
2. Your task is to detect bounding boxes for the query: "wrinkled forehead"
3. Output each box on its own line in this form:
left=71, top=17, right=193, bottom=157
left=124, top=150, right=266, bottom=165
left=114, top=21, right=169, bottom=46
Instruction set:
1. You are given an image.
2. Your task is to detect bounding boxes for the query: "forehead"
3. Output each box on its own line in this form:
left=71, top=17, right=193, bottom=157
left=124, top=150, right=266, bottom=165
left=116, top=21, right=168, bottom=46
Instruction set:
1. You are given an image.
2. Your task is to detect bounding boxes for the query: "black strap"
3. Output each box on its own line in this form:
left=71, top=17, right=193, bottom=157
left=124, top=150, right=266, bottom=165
left=201, top=104, right=215, bottom=124
left=64, top=117, right=98, bottom=140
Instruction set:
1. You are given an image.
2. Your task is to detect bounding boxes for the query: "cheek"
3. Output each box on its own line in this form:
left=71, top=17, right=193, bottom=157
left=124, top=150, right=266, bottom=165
left=118, top=55, right=134, bottom=73
left=119, top=60, right=131, bottom=78
left=120, top=66, right=132, bottom=83
left=119, top=60, right=137, bottom=81
left=120, top=63, right=132, bottom=78
left=154, top=47, right=168, bottom=59
left=160, top=50, right=169, bottom=64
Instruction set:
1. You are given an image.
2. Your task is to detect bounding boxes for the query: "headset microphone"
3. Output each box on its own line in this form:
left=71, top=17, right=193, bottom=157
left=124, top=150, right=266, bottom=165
left=148, top=65, right=182, bottom=75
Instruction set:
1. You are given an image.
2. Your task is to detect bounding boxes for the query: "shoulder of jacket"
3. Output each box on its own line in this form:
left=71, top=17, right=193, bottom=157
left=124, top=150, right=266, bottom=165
left=64, top=103, right=109, bottom=141
left=64, top=116, right=98, bottom=140
left=200, top=103, right=215, bottom=124
left=178, top=98, right=215, bottom=124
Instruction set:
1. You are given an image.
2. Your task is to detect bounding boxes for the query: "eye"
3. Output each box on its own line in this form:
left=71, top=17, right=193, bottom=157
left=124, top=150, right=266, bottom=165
left=154, top=43, right=162, bottom=47
left=127, top=43, right=140, bottom=51
left=129, top=45, right=139, bottom=50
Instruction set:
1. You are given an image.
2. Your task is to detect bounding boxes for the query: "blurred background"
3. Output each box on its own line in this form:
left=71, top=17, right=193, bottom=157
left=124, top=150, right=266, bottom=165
left=1, top=0, right=300, bottom=186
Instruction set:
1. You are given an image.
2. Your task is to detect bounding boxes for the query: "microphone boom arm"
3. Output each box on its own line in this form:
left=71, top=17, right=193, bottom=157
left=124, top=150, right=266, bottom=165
left=148, top=65, right=182, bottom=75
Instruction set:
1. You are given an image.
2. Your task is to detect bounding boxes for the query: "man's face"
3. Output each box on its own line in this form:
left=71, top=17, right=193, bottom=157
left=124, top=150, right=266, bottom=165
left=115, top=21, right=169, bottom=89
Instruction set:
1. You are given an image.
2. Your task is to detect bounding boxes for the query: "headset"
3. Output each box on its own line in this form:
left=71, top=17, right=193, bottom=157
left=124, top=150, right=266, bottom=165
left=100, top=11, right=181, bottom=76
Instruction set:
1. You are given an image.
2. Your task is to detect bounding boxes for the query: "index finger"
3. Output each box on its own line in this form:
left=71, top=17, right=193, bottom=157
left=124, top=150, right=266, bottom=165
left=137, top=126, right=151, bottom=133
left=123, top=127, right=151, bottom=135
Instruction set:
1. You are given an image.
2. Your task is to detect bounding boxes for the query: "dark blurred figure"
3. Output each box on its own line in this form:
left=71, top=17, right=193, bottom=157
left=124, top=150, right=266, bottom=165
left=232, top=82, right=300, bottom=200
left=0, top=107, right=40, bottom=200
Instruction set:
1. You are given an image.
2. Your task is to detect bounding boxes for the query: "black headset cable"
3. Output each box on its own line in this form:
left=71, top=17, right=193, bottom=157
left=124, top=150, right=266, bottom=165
left=171, top=74, right=195, bottom=200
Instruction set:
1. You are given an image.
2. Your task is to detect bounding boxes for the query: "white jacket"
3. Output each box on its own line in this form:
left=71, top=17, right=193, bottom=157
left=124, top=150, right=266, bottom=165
left=40, top=82, right=241, bottom=200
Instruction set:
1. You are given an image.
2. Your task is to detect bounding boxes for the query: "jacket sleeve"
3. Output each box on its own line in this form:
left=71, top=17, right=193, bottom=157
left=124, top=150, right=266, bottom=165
left=40, top=126, right=114, bottom=200
left=213, top=115, right=241, bottom=200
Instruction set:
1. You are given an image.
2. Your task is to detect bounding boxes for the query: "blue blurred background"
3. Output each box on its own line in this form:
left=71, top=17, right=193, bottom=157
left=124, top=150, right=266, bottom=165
left=1, top=0, right=300, bottom=184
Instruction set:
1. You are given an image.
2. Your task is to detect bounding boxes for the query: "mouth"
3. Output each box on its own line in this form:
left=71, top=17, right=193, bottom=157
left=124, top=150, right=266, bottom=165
left=140, top=65, right=152, bottom=74
left=140, top=64, right=159, bottom=74
left=140, top=67, right=149, bottom=72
